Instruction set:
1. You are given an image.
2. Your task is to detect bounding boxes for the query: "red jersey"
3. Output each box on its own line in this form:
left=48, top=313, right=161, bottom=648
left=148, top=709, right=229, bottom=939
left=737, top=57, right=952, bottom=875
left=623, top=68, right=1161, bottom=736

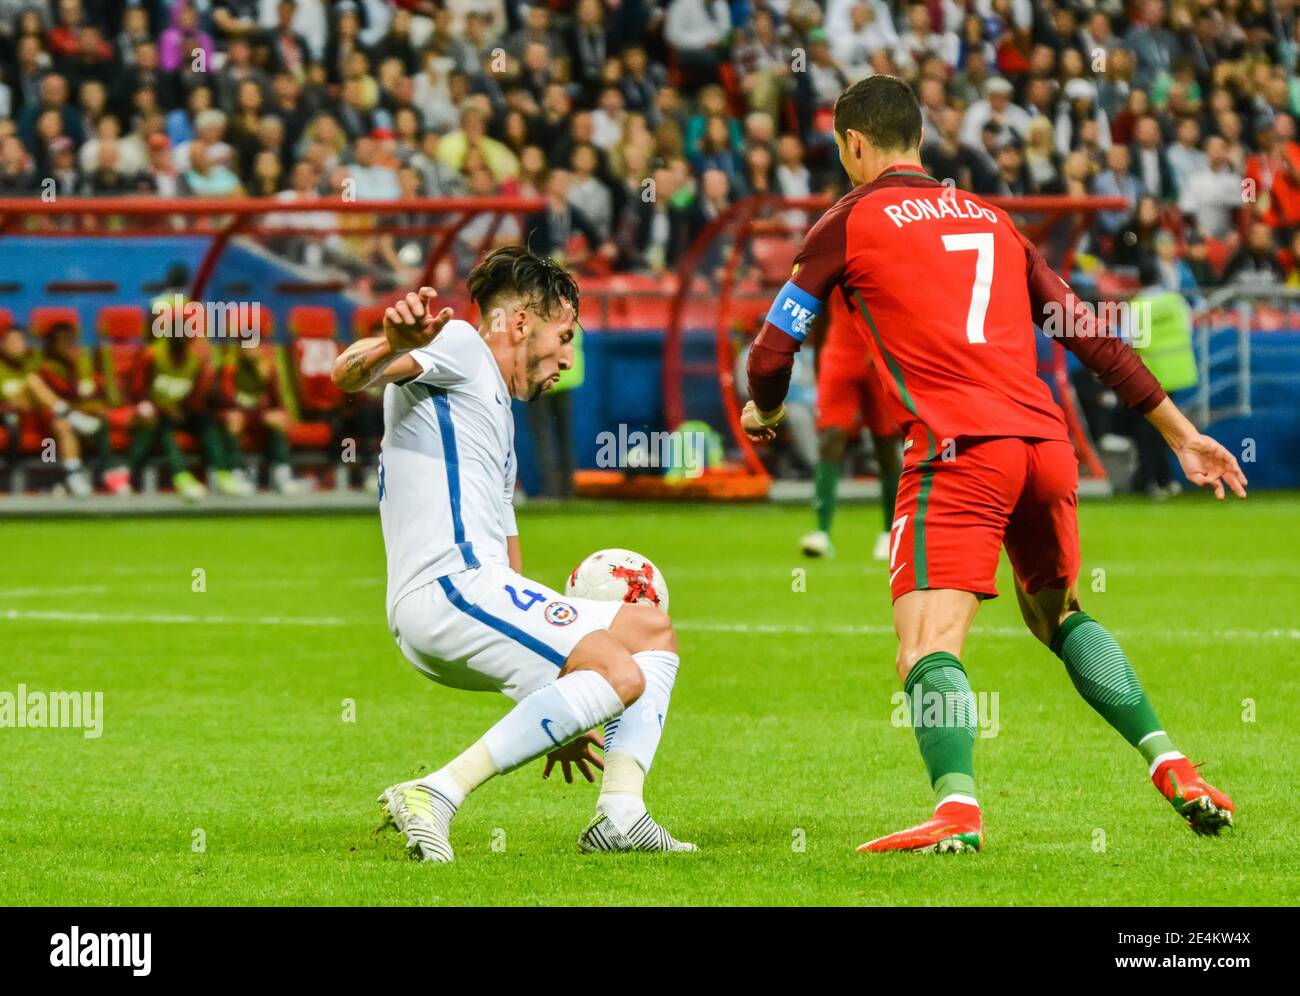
left=748, top=167, right=1165, bottom=452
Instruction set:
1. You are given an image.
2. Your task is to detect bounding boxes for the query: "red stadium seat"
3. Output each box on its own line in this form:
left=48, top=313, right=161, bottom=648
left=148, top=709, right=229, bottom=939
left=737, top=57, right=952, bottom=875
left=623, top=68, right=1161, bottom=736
left=29, top=306, right=81, bottom=337
left=281, top=306, right=343, bottom=447
left=750, top=237, right=799, bottom=286
left=1205, top=238, right=1231, bottom=277
left=96, top=304, right=147, bottom=341
left=288, top=305, right=337, bottom=339
left=352, top=304, right=388, bottom=340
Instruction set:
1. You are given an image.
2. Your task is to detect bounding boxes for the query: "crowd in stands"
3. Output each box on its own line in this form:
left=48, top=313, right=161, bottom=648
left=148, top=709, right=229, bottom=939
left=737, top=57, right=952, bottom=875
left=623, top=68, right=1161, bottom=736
left=2, top=0, right=1300, bottom=497
left=0, top=0, right=1296, bottom=291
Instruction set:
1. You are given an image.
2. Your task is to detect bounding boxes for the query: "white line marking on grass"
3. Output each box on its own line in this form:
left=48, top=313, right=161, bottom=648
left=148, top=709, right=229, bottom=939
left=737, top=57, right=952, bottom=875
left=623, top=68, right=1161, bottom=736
left=2, top=610, right=1297, bottom=642
left=0, top=608, right=356, bottom=627
left=0, top=585, right=108, bottom=599
left=674, top=620, right=1300, bottom=642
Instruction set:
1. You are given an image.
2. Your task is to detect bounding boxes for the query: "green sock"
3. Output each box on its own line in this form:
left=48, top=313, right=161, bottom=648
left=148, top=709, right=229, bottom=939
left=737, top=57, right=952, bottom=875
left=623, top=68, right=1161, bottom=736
left=904, top=651, right=977, bottom=804
left=1051, top=612, right=1174, bottom=764
left=124, top=424, right=156, bottom=470
left=880, top=463, right=899, bottom=532
left=201, top=423, right=230, bottom=471
left=813, top=460, right=838, bottom=534
left=267, top=427, right=291, bottom=466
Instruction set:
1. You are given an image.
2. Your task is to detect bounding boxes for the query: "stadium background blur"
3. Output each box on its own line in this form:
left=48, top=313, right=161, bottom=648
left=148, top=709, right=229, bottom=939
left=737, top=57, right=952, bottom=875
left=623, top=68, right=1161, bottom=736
left=0, top=0, right=1298, bottom=500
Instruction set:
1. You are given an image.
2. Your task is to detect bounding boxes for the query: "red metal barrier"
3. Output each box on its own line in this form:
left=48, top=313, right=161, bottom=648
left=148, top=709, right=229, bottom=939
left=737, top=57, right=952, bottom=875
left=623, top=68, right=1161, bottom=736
left=0, top=196, right=544, bottom=300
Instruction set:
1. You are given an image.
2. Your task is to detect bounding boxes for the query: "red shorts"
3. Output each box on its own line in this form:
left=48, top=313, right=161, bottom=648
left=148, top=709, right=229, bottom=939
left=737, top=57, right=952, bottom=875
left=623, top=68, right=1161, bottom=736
left=816, top=360, right=898, bottom=437
left=887, top=436, right=1080, bottom=601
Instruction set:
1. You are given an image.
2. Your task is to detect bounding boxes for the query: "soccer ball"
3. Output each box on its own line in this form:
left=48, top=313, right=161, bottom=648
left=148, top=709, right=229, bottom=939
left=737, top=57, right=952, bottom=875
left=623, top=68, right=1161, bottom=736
left=565, top=548, right=670, bottom=614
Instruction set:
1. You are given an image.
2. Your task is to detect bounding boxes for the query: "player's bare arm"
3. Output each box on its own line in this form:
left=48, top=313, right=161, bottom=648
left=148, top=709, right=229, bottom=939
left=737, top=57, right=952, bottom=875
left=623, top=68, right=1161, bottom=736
left=331, top=288, right=454, bottom=392
left=1145, top=397, right=1248, bottom=500
left=1021, top=235, right=1247, bottom=501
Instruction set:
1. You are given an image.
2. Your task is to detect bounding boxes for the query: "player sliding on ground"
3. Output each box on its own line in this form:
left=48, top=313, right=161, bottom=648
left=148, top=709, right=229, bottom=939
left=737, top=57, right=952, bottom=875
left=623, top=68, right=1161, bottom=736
left=331, top=246, right=693, bottom=861
left=742, top=75, right=1246, bottom=853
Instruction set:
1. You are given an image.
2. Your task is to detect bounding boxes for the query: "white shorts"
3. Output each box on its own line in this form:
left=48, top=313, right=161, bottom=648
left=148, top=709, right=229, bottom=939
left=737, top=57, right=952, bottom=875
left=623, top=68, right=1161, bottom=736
left=393, top=563, right=623, bottom=701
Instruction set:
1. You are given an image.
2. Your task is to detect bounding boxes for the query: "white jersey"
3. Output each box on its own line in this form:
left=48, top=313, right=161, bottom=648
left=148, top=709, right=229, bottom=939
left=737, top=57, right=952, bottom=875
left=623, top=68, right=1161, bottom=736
left=379, top=319, right=518, bottom=629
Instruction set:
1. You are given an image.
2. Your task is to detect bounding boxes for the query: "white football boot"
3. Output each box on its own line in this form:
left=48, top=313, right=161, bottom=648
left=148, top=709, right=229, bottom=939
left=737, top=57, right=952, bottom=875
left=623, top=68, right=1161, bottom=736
left=872, top=530, right=892, bottom=561
left=377, top=779, right=419, bottom=833
left=800, top=530, right=833, bottom=558
left=399, top=783, right=457, bottom=863
left=578, top=812, right=697, bottom=853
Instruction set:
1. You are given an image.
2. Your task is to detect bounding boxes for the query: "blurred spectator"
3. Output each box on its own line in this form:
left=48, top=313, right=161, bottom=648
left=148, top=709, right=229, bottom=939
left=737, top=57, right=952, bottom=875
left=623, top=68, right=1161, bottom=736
left=664, top=0, right=731, bottom=90
left=1111, top=195, right=1163, bottom=269
left=1167, top=117, right=1208, bottom=197
left=1152, top=229, right=1200, bottom=297
left=1244, top=116, right=1300, bottom=238
left=160, top=2, right=215, bottom=75
left=1130, top=115, right=1176, bottom=202
left=1124, top=0, right=1180, bottom=91
left=524, top=168, right=612, bottom=267
left=1094, top=145, right=1145, bottom=237
left=960, top=78, right=1029, bottom=150
left=179, top=140, right=243, bottom=196
left=1179, top=136, right=1244, bottom=241
left=1224, top=220, right=1287, bottom=286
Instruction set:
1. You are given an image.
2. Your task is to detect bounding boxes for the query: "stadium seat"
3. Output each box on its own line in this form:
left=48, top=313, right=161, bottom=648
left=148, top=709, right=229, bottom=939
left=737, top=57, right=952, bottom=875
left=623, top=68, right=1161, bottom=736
left=351, top=304, right=388, bottom=340
left=750, top=237, right=799, bottom=287
left=281, top=304, right=343, bottom=450
left=96, top=304, right=147, bottom=341
left=92, top=307, right=147, bottom=449
left=28, top=306, right=81, bottom=336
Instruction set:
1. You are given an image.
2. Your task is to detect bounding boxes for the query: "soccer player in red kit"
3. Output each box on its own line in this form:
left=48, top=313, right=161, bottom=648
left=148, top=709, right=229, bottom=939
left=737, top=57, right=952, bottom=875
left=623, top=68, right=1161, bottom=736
left=743, top=76, right=1246, bottom=853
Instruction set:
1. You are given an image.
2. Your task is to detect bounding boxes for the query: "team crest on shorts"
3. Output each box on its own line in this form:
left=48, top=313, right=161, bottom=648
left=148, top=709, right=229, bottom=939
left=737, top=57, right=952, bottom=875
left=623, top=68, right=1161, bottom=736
left=544, top=601, right=578, bottom=626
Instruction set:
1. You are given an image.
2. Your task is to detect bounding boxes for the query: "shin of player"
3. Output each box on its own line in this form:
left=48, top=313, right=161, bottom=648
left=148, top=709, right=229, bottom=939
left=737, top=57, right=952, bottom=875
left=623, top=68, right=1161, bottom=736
left=406, top=604, right=689, bottom=860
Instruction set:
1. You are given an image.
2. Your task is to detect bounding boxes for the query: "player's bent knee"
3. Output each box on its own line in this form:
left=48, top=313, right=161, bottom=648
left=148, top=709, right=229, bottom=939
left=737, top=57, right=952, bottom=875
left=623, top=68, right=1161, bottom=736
left=565, top=630, right=646, bottom=706
left=609, top=602, right=676, bottom=655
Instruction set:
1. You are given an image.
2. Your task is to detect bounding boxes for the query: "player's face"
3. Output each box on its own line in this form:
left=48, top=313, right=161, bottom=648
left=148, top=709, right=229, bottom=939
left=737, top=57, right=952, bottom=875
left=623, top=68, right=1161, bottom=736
left=520, top=300, right=576, bottom=401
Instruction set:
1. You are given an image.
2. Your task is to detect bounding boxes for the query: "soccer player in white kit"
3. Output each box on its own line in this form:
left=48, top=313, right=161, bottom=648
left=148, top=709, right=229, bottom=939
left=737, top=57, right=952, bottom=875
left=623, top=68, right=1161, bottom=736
left=331, top=247, right=693, bottom=861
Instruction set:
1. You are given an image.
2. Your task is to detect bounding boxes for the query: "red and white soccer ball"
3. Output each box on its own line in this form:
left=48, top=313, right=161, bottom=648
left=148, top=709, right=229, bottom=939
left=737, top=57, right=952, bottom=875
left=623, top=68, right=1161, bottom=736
left=565, top=548, right=670, bottom=614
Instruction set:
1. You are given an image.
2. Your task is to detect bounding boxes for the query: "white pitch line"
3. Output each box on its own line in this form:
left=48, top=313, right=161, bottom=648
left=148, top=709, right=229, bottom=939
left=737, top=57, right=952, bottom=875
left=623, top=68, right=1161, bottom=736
left=0, top=608, right=357, bottom=628
left=0, top=585, right=108, bottom=599
left=675, top=620, right=1300, bottom=642
left=1, top=607, right=1297, bottom=642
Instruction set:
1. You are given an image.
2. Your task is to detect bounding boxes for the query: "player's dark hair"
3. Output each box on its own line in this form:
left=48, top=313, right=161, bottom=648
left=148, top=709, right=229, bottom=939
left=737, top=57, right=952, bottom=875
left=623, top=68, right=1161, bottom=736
left=466, top=245, right=579, bottom=321
left=833, top=75, right=923, bottom=152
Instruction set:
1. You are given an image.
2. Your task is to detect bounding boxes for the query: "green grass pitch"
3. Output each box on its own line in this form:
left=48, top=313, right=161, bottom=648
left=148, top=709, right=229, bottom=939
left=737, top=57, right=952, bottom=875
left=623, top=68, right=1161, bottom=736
left=3, top=496, right=1297, bottom=906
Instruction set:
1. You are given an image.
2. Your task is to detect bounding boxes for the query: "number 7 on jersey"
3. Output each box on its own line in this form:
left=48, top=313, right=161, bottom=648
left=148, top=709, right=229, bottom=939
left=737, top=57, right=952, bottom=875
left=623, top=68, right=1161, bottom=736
left=942, top=232, right=994, bottom=345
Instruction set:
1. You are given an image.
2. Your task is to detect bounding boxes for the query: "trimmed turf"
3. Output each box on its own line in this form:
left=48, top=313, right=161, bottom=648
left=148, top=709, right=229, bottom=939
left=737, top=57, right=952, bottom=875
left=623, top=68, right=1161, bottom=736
left=2, top=496, right=1295, bottom=905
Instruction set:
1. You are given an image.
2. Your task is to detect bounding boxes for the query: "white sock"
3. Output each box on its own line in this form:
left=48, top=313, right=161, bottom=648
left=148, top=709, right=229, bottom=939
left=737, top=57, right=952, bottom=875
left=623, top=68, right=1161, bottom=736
left=602, top=650, right=678, bottom=774
left=598, top=750, right=647, bottom=830
left=482, top=669, right=624, bottom=774
left=420, top=671, right=625, bottom=808
left=598, top=651, right=679, bottom=827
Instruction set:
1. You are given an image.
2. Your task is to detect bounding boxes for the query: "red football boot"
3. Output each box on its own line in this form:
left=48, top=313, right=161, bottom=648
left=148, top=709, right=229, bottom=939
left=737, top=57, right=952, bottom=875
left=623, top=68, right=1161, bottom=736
left=857, top=797, right=983, bottom=854
left=1152, top=755, right=1234, bottom=835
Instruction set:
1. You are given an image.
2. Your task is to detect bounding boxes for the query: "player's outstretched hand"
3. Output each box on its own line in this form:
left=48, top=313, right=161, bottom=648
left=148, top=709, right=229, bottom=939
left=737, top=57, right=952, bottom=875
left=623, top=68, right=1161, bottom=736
left=542, top=730, right=605, bottom=784
left=740, top=400, right=781, bottom=443
left=1174, top=432, right=1248, bottom=500
left=384, top=287, right=454, bottom=352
